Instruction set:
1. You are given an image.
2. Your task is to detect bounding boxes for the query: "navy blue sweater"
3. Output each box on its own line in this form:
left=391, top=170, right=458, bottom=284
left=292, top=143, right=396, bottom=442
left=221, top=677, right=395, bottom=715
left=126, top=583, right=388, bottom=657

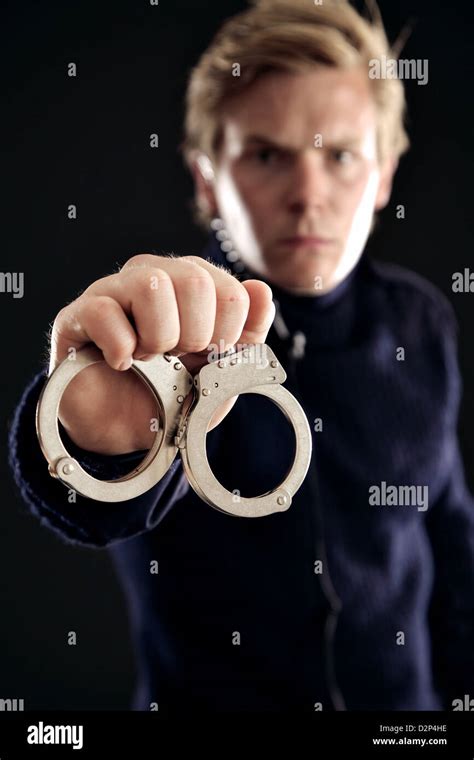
left=8, top=233, right=474, bottom=713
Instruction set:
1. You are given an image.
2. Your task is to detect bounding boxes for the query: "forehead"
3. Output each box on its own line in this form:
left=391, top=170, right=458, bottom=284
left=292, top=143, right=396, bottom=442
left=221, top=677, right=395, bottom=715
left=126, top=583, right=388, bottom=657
left=220, top=66, right=377, bottom=147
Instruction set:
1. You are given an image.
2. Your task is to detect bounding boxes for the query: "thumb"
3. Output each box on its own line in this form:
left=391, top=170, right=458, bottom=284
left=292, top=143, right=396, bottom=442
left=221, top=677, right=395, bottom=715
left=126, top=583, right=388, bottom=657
left=238, top=279, right=275, bottom=345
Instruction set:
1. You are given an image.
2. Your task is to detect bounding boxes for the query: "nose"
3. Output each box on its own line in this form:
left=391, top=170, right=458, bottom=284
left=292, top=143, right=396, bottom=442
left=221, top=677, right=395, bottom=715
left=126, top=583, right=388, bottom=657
left=286, top=150, right=328, bottom=216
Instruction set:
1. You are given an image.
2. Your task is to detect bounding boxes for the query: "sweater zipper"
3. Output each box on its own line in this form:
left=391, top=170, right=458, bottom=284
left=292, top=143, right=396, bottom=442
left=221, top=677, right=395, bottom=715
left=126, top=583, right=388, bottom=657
left=273, top=299, right=347, bottom=712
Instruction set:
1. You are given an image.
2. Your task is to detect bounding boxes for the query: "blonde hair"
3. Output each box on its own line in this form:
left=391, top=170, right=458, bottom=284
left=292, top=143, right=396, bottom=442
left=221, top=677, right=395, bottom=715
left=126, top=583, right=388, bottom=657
left=182, top=0, right=410, bottom=227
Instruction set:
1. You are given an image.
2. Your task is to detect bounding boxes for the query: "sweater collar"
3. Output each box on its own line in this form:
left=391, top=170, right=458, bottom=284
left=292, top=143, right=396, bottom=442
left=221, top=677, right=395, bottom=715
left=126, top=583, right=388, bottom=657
left=201, top=230, right=367, bottom=345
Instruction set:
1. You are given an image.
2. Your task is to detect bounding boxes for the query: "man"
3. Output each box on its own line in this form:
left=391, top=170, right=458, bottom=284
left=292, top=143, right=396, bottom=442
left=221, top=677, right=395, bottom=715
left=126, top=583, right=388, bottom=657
left=9, top=0, right=474, bottom=712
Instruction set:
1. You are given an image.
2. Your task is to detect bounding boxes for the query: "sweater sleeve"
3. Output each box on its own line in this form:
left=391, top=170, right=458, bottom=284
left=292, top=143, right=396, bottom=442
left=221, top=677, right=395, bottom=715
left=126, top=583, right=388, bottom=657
left=7, top=369, right=190, bottom=549
left=427, top=441, right=474, bottom=707
left=424, top=302, right=474, bottom=707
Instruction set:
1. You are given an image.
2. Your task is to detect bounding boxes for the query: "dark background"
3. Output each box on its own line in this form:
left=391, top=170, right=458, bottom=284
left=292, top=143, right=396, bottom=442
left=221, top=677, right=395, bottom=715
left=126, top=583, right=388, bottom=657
left=1, top=0, right=473, bottom=709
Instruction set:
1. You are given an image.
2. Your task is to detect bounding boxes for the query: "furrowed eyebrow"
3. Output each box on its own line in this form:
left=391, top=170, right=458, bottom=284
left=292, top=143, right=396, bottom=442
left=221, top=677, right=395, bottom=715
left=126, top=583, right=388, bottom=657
left=243, top=135, right=364, bottom=151
left=327, top=138, right=364, bottom=149
left=243, top=135, right=293, bottom=150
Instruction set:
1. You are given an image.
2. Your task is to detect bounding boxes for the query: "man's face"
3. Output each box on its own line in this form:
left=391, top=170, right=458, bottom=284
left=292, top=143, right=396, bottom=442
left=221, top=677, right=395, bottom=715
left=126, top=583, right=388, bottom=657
left=198, top=66, right=396, bottom=295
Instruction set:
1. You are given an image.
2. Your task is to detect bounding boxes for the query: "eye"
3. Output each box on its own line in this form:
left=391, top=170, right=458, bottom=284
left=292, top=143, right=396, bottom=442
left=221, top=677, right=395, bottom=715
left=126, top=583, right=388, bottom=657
left=331, top=149, right=353, bottom=165
left=255, top=147, right=281, bottom=165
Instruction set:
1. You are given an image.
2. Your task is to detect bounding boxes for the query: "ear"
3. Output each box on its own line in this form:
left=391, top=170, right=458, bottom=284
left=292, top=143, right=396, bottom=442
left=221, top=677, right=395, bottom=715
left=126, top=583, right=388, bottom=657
left=191, top=154, right=218, bottom=218
left=374, top=155, right=398, bottom=211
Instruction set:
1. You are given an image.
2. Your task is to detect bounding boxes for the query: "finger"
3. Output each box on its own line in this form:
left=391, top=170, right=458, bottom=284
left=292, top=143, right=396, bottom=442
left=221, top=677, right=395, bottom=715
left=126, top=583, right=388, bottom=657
left=121, top=255, right=218, bottom=355
left=238, top=279, right=275, bottom=345
left=122, top=253, right=251, bottom=357
left=84, top=267, right=181, bottom=359
left=177, top=278, right=274, bottom=376
left=49, top=295, right=137, bottom=375
left=202, top=280, right=274, bottom=431
left=183, top=255, right=251, bottom=354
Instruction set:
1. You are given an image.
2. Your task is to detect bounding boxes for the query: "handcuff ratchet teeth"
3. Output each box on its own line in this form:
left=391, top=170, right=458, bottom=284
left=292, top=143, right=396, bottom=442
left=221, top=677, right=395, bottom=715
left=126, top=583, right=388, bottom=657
left=35, top=343, right=312, bottom=518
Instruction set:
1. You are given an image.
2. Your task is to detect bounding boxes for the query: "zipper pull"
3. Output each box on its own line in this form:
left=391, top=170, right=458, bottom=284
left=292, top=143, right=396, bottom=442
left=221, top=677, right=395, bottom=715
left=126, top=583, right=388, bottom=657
left=290, top=331, right=306, bottom=360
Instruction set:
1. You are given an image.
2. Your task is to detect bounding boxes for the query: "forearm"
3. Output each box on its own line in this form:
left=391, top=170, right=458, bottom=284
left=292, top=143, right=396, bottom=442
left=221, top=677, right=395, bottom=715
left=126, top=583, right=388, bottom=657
left=8, top=370, right=190, bottom=548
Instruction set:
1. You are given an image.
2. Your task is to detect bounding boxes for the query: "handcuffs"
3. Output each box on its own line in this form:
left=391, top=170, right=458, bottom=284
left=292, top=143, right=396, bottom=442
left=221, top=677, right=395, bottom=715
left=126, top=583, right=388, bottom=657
left=35, top=344, right=312, bottom=518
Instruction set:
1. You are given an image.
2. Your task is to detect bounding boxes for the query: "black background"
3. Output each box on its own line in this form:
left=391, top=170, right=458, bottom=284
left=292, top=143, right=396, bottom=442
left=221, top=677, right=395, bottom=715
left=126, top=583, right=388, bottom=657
left=1, top=0, right=473, bottom=709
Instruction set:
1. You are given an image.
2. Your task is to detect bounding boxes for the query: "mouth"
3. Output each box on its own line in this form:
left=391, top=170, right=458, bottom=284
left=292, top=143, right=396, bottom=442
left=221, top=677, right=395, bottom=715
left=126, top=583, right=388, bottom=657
left=278, top=235, right=334, bottom=248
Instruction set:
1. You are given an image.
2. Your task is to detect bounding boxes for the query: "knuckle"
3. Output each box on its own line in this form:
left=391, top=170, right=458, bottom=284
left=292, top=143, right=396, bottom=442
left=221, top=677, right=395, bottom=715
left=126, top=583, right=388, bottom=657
left=218, top=282, right=250, bottom=307
left=52, top=304, right=81, bottom=338
left=178, top=338, right=209, bottom=354
left=182, top=276, right=214, bottom=296
left=178, top=268, right=214, bottom=294
left=122, top=253, right=156, bottom=270
left=134, top=266, right=171, bottom=296
left=181, top=255, right=205, bottom=266
left=178, top=256, right=212, bottom=276
left=157, top=335, right=181, bottom=353
left=85, top=295, right=116, bottom=321
left=82, top=273, right=116, bottom=296
left=138, top=333, right=179, bottom=355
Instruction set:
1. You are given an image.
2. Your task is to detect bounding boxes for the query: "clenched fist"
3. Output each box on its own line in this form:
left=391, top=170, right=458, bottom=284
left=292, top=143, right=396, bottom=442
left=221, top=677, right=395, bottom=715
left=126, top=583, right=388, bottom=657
left=48, top=254, right=275, bottom=455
